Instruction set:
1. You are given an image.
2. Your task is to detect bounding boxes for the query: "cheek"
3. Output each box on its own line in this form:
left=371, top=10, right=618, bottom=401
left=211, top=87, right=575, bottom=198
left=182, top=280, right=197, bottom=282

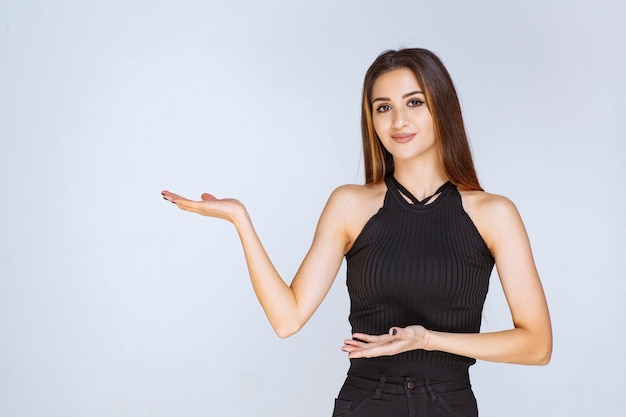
left=371, top=119, right=389, bottom=150
left=420, top=110, right=435, bottom=130
left=373, top=127, right=388, bottom=150
left=372, top=117, right=385, bottom=138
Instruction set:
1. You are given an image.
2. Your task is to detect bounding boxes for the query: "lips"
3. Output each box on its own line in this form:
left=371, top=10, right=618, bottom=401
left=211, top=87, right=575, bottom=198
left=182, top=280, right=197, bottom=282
left=391, top=133, right=416, bottom=143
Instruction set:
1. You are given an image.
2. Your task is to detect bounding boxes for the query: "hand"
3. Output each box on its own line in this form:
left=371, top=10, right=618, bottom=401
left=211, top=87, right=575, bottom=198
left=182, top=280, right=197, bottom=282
left=341, top=325, right=430, bottom=359
left=161, top=190, right=246, bottom=224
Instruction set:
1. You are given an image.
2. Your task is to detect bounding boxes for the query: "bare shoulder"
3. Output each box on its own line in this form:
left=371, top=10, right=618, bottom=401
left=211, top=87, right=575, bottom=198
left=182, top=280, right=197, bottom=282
left=329, top=181, right=386, bottom=204
left=325, top=181, right=387, bottom=251
left=459, top=189, right=525, bottom=251
left=327, top=181, right=387, bottom=221
left=459, top=189, right=519, bottom=217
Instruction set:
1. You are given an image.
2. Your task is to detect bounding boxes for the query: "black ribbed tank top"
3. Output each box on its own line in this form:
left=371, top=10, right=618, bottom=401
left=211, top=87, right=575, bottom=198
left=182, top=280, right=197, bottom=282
left=345, top=176, right=495, bottom=380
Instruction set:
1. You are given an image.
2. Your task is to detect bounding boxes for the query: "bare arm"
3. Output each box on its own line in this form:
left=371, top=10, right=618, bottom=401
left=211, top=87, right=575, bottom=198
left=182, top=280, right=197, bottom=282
left=162, top=188, right=350, bottom=338
left=342, top=193, right=553, bottom=365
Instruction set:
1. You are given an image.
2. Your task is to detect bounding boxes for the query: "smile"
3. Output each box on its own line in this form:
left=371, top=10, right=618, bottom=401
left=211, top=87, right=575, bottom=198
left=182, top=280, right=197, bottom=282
left=391, top=133, right=416, bottom=143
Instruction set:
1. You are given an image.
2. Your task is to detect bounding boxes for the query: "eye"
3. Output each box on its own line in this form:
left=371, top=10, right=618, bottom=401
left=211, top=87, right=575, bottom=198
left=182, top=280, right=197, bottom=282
left=375, top=104, right=392, bottom=113
left=408, top=99, right=425, bottom=107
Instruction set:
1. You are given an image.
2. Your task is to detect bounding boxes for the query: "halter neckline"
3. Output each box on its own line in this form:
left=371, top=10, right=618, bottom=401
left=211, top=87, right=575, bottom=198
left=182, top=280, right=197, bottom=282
left=386, top=176, right=454, bottom=208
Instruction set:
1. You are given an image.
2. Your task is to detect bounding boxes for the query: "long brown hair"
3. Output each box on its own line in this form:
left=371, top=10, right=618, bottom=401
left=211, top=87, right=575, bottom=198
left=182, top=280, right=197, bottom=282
left=361, top=48, right=482, bottom=191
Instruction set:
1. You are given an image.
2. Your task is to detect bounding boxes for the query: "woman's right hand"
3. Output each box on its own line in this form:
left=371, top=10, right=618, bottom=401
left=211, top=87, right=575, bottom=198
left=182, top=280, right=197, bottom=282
left=160, top=183, right=370, bottom=338
left=161, top=190, right=246, bottom=224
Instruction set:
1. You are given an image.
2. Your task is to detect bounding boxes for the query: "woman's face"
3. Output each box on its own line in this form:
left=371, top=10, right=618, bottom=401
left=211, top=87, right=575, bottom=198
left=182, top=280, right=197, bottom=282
left=371, top=68, right=437, bottom=164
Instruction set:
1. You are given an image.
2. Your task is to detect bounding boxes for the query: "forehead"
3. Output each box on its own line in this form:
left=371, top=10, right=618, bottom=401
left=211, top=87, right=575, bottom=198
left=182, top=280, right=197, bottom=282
left=371, top=68, right=423, bottom=97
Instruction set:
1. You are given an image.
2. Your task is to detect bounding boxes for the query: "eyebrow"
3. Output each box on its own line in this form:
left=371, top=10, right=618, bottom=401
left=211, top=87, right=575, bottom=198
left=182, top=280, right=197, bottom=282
left=371, top=90, right=424, bottom=104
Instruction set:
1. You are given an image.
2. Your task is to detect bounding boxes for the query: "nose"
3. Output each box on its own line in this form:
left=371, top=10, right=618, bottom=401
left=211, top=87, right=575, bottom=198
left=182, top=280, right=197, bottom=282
left=392, top=108, right=409, bottom=129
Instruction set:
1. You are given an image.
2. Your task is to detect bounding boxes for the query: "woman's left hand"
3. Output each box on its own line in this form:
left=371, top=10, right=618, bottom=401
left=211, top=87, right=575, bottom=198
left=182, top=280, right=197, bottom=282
left=341, top=325, right=430, bottom=358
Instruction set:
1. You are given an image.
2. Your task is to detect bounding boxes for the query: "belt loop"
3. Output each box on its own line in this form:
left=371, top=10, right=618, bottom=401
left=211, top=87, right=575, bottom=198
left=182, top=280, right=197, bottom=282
left=373, top=376, right=386, bottom=398
left=425, top=379, right=437, bottom=402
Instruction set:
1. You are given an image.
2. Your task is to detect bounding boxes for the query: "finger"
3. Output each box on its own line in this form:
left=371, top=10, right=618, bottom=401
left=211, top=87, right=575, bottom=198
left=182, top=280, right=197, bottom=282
left=341, top=343, right=357, bottom=352
left=355, top=333, right=397, bottom=346
left=161, top=190, right=173, bottom=202
left=343, top=338, right=368, bottom=347
left=174, top=199, right=207, bottom=213
left=342, top=340, right=370, bottom=354
left=351, top=333, right=379, bottom=343
left=201, top=193, right=217, bottom=202
left=347, top=344, right=385, bottom=359
left=161, top=190, right=186, bottom=203
left=348, top=339, right=401, bottom=359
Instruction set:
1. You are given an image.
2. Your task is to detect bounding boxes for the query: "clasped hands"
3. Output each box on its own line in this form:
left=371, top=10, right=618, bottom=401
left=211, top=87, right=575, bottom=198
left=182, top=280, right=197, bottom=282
left=342, top=325, right=431, bottom=359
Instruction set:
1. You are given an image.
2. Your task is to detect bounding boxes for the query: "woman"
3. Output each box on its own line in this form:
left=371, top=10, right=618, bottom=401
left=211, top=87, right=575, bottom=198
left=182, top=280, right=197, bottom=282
left=162, top=48, right=552, bottom=416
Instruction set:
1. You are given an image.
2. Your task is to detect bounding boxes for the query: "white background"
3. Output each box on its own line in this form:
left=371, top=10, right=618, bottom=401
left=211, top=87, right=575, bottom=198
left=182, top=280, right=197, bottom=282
left=1, top=1, right=624, bottom=416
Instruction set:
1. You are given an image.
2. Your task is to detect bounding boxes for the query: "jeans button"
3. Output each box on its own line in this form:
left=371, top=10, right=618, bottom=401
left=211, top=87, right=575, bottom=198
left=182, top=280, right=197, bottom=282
left=407, top=381, right=415, bottom=390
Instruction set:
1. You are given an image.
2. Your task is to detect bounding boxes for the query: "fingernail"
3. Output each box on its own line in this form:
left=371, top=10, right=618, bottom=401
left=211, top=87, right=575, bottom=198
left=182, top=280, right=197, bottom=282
left=392, top=329, right=397, bottom=336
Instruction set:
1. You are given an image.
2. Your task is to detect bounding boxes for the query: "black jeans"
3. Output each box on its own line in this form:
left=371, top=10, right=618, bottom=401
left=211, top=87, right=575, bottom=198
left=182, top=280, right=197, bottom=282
left=332, top=375, right=478, bottom=417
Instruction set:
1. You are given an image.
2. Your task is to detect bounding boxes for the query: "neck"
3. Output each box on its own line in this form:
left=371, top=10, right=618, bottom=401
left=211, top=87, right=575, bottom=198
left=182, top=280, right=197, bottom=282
left=392, top=159, right=449, bottom=201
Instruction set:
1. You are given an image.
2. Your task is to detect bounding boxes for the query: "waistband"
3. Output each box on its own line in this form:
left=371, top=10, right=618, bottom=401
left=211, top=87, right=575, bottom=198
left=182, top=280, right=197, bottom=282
left=343, top=375, right=471, bottom=398
left=348, top=358, right=470, bottom=383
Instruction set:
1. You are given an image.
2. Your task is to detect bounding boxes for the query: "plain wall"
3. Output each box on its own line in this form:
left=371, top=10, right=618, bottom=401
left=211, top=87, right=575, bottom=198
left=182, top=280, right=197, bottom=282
left=1, top=0, right=624, bottom=416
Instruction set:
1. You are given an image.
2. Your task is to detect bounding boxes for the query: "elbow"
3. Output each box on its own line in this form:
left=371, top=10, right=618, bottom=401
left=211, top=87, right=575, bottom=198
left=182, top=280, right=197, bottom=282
left=275, top=328, right=296, bottom=339
left=535, top=345, right=552, bottom=366
left=527, top=352, right=551, bottom=366
left=273, top=322, right=303, bottom=339
left=531, top=353, right=551, bottom=366
left=515, top=323, right=552, bottom=366
left=528, top=335, right=553, bottom=366
left=267, top=307, right=307, bottom=338
left=514, top=346, right=551, bottom=366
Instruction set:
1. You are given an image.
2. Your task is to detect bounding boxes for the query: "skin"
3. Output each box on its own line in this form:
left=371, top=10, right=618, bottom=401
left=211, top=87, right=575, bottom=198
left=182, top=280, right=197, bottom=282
left=162, top=68, right=552, bottom=366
